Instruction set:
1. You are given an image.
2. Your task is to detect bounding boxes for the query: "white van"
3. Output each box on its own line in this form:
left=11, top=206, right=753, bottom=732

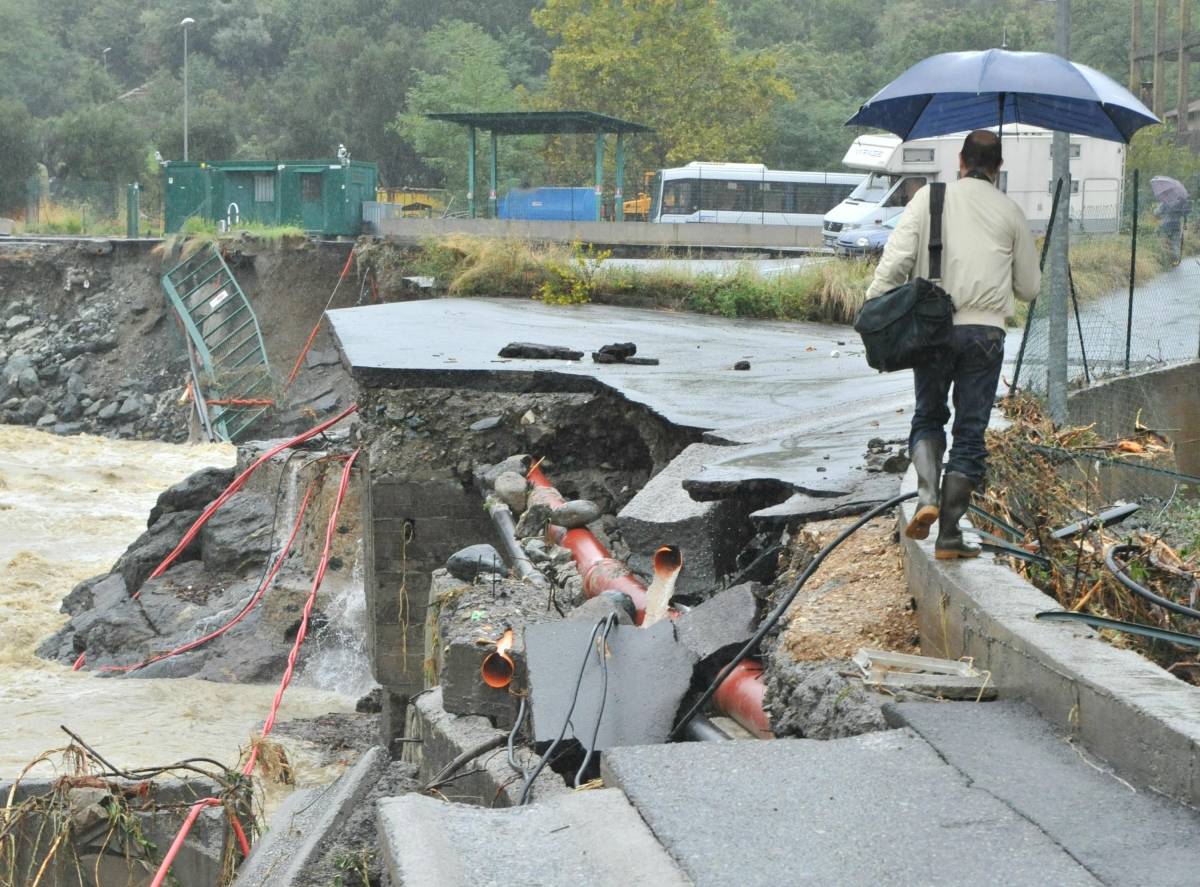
left=822, top=126, right=1126, bottom=247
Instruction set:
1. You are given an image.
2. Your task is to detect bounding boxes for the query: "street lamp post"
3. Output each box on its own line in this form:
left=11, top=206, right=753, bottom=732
left=102, top=47, right=111, bottom=74
left=181, top=17, right=195, bottom=162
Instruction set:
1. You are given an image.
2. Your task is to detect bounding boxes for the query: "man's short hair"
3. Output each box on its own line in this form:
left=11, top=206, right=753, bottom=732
left=960, top=130, right=1003, bottom=173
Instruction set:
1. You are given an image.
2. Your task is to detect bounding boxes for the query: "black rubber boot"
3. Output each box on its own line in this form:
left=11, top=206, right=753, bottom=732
left=904, top=437, right=944, bottom=541
left=935, top=471, right=982, bottom=560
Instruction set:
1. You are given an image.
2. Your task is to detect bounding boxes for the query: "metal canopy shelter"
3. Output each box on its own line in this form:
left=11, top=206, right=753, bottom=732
left=425, top=111, right=652, bottom=220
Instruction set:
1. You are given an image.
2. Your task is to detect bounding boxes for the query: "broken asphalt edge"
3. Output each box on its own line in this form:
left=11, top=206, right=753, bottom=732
left=899, top=465, right=1200, bottom=808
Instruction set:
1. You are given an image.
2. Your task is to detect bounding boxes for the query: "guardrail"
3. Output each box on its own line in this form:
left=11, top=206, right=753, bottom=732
left=363, top=203, right=824, bottom=251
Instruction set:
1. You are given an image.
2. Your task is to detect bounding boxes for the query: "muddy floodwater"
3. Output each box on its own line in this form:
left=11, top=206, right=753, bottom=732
left=0, top=426, right=355, bottom=786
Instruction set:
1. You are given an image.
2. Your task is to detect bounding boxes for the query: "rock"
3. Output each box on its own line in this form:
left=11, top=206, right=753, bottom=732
left=117, top=510, right=204, bottom=592
left=566, top=591, right=637, bottom=625
left=5, top=315, right=31, bottom=332
left=35, top=413, right=57, bottom=427
left=763, top=653, right=890, bottom=740
left=304, top=348, right=341, bottom=368
left=19, top=396, right=46, bottom=422
left=734, top=360, right=751, bottom=371
left=16, top=366, right=39, bottom=396
left=493, top=471, right=528, bottom=514
left=85, top=333, right=118, bottom=354
left=198, top=492, right=275, bottom=575
left=475, top=455, right=530, bottom=491
left=562, top=575, right=586, bottom=607
left=592, top=351, right=620, bottom=364
left=469, top=416, right=502, bottom=432
left=148, top=465, right=236, bottom=527
left=523, top=538, right=549, bottom=563
left=118, top=396, right=147, bottom=419
left=53, top=422, right=82, bottom=436
left=624, top=357, right=659, bottom=366
left=515, top=500, right=553, bottom=537
left=598, top=342, right=637, bottom=360
left=498, top=342, right=583, bottom=361
left=97, top=402, right=119, bottom=421
left=446, top=544, right=505, bottom=582
left=550, top=499, right=601, bottom=529
left=58, top=394, right=81, bottom=420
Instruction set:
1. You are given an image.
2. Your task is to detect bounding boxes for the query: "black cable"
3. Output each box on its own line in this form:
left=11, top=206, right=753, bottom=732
left=670, top=491, right=917, bottom=740
left=507, top=696, right=530, bottom=780
left=574, top=614, right=617, bottom=788
left=518, top=616, right=608, bottom=806
left=1105, top=543, right=1200, bottom=621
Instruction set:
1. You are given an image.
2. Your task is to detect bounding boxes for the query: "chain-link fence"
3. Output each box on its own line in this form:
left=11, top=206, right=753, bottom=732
left=16, top=175, right=158, bottom=237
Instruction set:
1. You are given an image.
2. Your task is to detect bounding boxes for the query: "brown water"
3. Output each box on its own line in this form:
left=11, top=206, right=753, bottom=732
left=0, top=426, right=355, bottom=787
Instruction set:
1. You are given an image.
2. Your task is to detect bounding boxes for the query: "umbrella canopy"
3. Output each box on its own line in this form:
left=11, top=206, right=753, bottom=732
left=847, top=49, right=1158, bottom=143
left=1150, top=175, right=1190, bottom=208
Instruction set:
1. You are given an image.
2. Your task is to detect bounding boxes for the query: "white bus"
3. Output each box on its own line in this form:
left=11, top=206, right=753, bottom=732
left=649, top=162, right=865, bottom=225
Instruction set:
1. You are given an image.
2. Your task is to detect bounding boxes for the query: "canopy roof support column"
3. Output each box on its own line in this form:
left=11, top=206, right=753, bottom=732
left=594, top=132, right=605, bottom=222
left=467, top=124, right=477, bottom=219
left=489, top=131, right=498, bottom=219
left=614, top=132, right=625, bottom=222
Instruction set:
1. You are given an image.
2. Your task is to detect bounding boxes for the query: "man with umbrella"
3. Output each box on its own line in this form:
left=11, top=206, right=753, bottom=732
left=1151, top=175, right=1189, bottom=266
left=865, top=130, right=1041, bottom=558
left=849, top=48, right=1158, bottom=560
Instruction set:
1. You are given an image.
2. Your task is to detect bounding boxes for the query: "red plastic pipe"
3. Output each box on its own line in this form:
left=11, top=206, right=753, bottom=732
left=527, top=465, right=649, bottom=622
left=712, top=660, right=772, bottom=739
left=526, top=464, right=772, bottom=738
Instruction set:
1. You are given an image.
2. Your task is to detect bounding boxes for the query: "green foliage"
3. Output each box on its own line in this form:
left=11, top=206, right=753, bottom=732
left=537, top=241, right=612, bottom=305
left=52, top=105, right=148, bottom=184
left=0, top=98, right=37, bottom=213
left=534, top=0, right=792, bottom=176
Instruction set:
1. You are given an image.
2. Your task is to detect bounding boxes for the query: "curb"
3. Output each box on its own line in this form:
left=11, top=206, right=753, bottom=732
left=899, top=466, right=1200, bottom=808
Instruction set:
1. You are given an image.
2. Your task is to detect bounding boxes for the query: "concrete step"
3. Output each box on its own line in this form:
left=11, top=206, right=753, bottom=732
left=601, top=730, right=1100, bottom=886
left=886, top=700, right=1200, bottom=887
left=377, top=789, right=690, bottom=886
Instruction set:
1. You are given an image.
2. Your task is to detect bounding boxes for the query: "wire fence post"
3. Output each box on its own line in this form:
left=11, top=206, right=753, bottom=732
left=1010, top=177, right=1064, bottom=395
left=1126, top=168, right=1139, bottom=372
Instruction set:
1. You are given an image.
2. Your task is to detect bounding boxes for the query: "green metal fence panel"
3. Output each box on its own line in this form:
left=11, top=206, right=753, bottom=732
left=161, top=244, right=271, bottom=442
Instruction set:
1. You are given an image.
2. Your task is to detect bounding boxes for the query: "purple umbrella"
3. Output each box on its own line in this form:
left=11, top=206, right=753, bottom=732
left=1150, top=176, right=1189, bottom=209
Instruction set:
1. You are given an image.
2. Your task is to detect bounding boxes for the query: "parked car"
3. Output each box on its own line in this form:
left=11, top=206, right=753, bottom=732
left=835, top=215, right=898, bottom=257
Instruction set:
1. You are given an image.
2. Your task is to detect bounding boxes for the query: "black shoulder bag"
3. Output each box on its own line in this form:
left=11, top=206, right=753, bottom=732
left=853, top=183, right=955, bottom=372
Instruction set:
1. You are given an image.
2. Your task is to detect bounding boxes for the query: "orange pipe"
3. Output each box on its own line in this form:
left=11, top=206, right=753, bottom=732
left=527, top=464, right=772, bottom=739
left=527, top=465, right=648, bottom=622
left=481, top=628, right=515, bottom=688
left=713, top=661, right=772, bottom=739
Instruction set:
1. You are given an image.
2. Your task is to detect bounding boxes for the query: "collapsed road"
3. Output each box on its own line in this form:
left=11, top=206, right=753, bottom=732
left=14, top=283, right=1200, bottom=886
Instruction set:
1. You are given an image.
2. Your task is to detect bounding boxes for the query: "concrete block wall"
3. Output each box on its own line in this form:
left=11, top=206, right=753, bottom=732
left=363, top=462, right=497, bottom=737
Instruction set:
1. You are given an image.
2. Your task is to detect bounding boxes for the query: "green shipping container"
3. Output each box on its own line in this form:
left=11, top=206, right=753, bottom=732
left=163, top=159, right=378, bottom=236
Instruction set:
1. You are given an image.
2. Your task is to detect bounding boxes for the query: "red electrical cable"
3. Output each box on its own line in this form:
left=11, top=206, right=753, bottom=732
left=104, top=481, right=316, bottom=674
left=150, top=449, right=359, bottom=887
left=286, top=249, right=355, bottom=388
left=71, top=653, right=86, bottom=671
left=138, top=403, right=357, bottom=594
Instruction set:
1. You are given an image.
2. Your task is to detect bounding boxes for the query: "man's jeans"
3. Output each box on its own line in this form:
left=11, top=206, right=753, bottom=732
left=909, top=324, right=1005, bottom=485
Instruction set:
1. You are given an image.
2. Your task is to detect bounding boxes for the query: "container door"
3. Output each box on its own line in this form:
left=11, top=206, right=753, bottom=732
left=225, top=173, right=254, bottom=224
left=300, top=173, right=324, bottom=231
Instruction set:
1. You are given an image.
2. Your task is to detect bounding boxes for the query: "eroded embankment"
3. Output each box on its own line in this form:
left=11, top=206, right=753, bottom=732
left=0, top=237, right=358, bottom=444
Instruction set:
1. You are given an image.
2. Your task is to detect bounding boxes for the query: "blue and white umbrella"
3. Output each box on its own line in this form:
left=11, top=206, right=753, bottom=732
left=847, top=49, right=1159, bottom=143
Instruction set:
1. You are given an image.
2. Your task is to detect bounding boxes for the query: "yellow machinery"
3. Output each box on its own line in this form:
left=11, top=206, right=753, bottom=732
left=375, top=187, right=449, bottom=217
left=622, top=171, right=656, bottom=221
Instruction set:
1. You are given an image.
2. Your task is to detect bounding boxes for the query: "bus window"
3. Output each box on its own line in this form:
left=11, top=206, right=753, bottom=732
left=662, top=179, right=696, bottom=214
left=760, top=182, right=785, bottom=213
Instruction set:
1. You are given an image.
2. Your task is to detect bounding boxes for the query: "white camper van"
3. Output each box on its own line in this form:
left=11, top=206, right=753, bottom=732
left=821, top=126, right=1125, bottom=247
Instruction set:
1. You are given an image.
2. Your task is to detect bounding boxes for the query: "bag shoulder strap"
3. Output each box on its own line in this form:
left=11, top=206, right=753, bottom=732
left=928, top=183, right=945, bottom=281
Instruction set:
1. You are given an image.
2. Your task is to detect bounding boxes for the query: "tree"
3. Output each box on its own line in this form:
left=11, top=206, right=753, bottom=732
left=393, top=21, right=538, bottom=195
left=532, top=0, right=792, bottom=178
left=51, top=105, right=148, bottom=184
left=0, top=99, right=38, bottom=213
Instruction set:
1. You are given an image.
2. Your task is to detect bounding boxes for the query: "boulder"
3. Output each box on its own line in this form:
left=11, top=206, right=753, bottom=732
left=446, top=544, right=505, bottom=582
left=117, top=510, right=204, bottom=593
left=148, top=466, right=236, bottom=527
left=198, top=492, right=275, bottom=575
left=550, top=499, right=601, bottom=529
left=493, top=471, right=528, bottom=514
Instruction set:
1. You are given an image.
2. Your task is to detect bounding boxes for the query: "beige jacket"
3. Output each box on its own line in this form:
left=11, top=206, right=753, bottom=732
left=864, top=177, right=1041, bottom=329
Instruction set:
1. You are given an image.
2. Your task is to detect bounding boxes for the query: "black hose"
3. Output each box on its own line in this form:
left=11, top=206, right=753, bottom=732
left=669, top=491, right=917, bottom=741
left=574, top=614, right=617, bottom=788
left=507, top=697, right=530, bottom=780
left=1104, top=543, right=1200, bottom=621
left=518, top=616, right=610, bottom=806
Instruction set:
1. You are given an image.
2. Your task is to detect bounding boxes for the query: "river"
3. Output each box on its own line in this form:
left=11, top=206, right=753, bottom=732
left=0, top=425, right=357, bottom=795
